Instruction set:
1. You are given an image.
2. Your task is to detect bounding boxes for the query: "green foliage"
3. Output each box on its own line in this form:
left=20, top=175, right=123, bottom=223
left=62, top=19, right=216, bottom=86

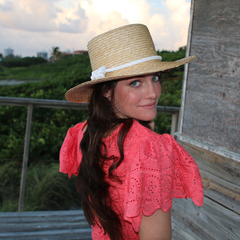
left=0, top=53, right=91, bottom=162
left=0, top=48, right=186, bottom=161
left=0, top=47, right=186, bottom=211
left=158, top=46, right=186, bottom=107
left=24, top=162, right=81, bottom=211
left=0, top=106, right=87, bottom=161
left=50, top=46, right=62, bottom=62
left=2, top=57, right=47, bottom=68
left=0, top=161, right=81, bottom=211
left=0, top=106, right=27, bottom=159
left=0, top=53, right=91, bottom=81
left=0, top=161, right=21, bottom=211
left=158, top=46, right=186, bottom=61
left=154, top=47, right=186, bottom=134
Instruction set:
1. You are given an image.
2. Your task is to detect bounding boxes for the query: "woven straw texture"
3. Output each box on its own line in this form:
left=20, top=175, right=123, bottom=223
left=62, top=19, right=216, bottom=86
left=65, top=24, right=195, bottom=103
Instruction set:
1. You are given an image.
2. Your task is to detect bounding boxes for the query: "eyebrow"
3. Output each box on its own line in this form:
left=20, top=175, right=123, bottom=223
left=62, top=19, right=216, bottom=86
left=125, top=74, right=157, bottom=81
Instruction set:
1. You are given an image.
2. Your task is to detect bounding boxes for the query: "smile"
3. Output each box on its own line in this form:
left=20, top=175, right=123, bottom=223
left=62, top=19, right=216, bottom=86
left=139, top=103, right=156, bottom=108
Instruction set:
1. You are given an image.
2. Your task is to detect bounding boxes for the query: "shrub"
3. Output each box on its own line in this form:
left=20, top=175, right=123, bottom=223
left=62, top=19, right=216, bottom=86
left=0, top=161, right=81, bottom=211
left=2, top=57, right=47, bottom=68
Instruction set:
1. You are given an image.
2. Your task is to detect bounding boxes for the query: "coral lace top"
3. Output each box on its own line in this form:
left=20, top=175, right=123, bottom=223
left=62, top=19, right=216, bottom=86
left=59, top=120, right=203, bottom=240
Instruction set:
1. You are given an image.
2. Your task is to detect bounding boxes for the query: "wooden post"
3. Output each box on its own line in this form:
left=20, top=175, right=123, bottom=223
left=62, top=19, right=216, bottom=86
left=171, top=112, right=179, bottom=136
left=18, top=104, right=33, bottom=212
left=179, top=0, right=194, bottom=134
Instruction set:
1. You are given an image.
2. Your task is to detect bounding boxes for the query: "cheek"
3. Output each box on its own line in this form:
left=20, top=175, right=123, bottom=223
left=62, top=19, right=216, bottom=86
left=156, top=84, right=161, bottom=99
left=114, top=88, right=129, bottom=111
left=128, top=91, right=142, bottom=104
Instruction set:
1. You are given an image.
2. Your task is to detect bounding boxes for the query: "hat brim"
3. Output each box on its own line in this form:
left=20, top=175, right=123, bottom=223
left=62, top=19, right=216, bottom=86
left=65, top=55, right=195, bottom=103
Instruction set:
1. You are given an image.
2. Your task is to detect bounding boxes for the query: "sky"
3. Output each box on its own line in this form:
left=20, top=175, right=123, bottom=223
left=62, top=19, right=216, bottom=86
left=0, top=0, right=192, bottom=57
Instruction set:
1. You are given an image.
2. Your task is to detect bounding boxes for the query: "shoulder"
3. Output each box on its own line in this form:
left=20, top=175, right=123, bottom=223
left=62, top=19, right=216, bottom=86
left=67, top=121, right=86, bottom=136
left=128, top=120, right=174, bottom=147
left=61, top=121, right=87, bottom=154
left=122, top=120, right=176, bottom=164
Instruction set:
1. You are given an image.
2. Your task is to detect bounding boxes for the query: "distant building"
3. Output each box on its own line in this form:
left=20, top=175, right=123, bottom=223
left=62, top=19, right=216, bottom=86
left=74, top=50, right=87, bottom=55
left=4, top=48, right=14, bottom=57
left=37, top=51, right=48, bottom=59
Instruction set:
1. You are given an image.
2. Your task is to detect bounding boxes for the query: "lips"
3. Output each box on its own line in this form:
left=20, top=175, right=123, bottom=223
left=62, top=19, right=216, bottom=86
left=139, top=102, right=157, bottom=108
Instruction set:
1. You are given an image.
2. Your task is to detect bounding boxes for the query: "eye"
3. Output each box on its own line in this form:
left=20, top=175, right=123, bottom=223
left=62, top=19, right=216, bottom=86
left=130, top=80, right=141, bottom=87
left=152, top=75, right=159, bottom=82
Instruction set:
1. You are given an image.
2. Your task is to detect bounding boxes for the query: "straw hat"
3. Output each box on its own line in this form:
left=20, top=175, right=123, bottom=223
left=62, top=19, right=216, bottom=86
left=65, top=24, right=195, bottom=103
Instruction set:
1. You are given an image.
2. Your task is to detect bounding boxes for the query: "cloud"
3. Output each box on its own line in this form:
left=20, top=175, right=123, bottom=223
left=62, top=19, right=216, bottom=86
left=57, top=4, right=88, bottom=33
left=0, top=0, right=13, bottom=11
left=165, top=0, right=191, bottom=49
left=0, top=0, right=191, bottom=57
left=79, top=0, right=151, bottom=35
left=0, top=0, right=88, bottom=33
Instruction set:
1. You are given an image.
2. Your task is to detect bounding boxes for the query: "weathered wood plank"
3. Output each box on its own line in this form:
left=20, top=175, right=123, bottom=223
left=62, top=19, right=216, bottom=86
left=175, top=0, right=240, bottom=238
left=0, top=210, right=85, bottom=218
left=0, top=215, right=87, bottom=224
left=0, top=210, right=92, bottom=240
left=0, top=97, right=180, bottom=113
left=172, top=196, right=240, bottom=240
left=172, top=222, right=199, bottom=240
left=180, top=141, right=240, bottom=214
left=171, top=112, right=179, bottom=136
left=18, top=104, right=33, bottom=212
left=0, top=229, right=92, bottom=240
left=0, top=221, right=90, bottom=233
left=182, top=0, right=240, bottom=154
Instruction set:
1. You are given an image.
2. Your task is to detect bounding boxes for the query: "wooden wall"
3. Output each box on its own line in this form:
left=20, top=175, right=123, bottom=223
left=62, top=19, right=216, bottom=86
left=172, top=0, right=240, bottom=239
left=172, top=142, right=240, bottom=240
left=182, top=0, right=240, bottom=154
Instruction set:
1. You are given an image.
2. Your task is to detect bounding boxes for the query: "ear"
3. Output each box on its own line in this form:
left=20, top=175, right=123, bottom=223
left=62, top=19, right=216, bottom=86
left=104, top=89, right=112, bottom=100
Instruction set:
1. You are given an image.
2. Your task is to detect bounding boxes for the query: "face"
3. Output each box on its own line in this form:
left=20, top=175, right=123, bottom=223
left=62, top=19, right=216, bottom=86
left=111, top=74, right=161, bottom=121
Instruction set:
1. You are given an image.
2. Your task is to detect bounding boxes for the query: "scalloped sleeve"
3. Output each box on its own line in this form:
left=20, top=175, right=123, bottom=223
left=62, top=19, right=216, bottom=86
left=59, top=123, right=85, bottom=178
left=124, top=134, right=204, bottom=232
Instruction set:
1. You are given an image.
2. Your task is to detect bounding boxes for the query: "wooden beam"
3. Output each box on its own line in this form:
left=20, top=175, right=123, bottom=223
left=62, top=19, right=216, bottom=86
left=0, top=210, right=92, bottom=239
left=18, top=104, right=33, bottom=212
left=179, top=0, right=195, bottom=134
left=177, top=141, right=240, bottom=214
left=171, top=112, right=179, bottom=136
left=172, top=196, right=240, bottom=240
left=0, top=96, right=180, bottom=113
left=175, top=133, right=240, bottom=163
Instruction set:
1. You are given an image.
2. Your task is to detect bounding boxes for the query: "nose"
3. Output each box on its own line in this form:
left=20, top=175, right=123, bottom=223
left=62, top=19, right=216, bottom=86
left=145, top=80, right=157, bottom=99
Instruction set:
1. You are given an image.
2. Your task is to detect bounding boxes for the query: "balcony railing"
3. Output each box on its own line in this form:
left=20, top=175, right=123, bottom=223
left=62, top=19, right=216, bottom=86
left=0, top=96, right=180, bottom=212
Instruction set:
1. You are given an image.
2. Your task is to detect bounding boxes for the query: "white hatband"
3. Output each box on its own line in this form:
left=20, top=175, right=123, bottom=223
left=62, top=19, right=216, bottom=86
left=90, top=55, right=162, bottom=80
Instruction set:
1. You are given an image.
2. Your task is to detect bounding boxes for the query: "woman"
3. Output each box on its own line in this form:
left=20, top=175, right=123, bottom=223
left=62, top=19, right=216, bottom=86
left=60, top=24, right=203, bottom=240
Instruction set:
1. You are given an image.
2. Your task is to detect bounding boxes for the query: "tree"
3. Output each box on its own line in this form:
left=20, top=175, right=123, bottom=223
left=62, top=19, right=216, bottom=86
left=5, top=54, right=15, bottom=59
left=50, top=46, right=62, bottom=62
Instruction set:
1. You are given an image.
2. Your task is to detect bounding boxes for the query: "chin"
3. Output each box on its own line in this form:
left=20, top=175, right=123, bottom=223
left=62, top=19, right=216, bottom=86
left=126, top=111, right=157, bottom=122
left=136, top=115, right=157, bottom=122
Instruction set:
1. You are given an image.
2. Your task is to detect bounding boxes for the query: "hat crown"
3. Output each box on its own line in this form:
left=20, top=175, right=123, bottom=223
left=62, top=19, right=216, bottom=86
left=65, top=23, right=195, bottom=103
left=87, top=24, right=157, bottom=72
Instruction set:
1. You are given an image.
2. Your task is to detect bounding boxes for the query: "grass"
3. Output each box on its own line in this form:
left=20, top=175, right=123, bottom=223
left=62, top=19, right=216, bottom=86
left=0, top=161, right=81, bottom=212
left=0, top=54, right=91, bottom=81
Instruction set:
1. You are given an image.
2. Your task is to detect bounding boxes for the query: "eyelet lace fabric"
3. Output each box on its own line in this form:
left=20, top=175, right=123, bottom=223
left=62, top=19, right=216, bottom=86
left=59, top=120, right=204, bottom=240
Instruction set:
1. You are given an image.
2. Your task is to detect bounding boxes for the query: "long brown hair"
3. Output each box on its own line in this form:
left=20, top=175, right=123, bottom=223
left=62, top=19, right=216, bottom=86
left=76, top=80, right=151, bottom=240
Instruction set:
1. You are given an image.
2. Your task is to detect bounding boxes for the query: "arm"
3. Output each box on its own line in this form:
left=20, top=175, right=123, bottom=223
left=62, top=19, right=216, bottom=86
left=139, top=209, right=172, bottom=240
